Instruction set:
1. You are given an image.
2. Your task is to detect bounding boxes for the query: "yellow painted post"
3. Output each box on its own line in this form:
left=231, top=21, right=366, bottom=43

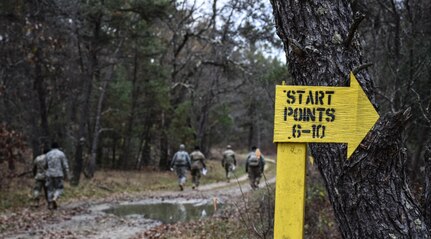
left=274, top=142, right=307, bottom=239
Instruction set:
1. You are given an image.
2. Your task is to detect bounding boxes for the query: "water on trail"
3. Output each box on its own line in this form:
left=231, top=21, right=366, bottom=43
left=103, top=201, right=220, bottom=224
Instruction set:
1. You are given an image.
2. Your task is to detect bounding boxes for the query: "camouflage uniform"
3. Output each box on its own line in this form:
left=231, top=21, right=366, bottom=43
left=190, top=148, right=206, bottom=189
left=245, top=147, right=265, bottom=189
left=170, top=144, right=191, bottom=191
left=45, top=146, right=70, bottom=209
left=222, top=145, right=236, bottom=182
left=32, top=153, right=48, bottom=207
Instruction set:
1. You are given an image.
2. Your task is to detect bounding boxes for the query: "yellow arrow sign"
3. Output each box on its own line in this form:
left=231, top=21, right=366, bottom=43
left=274, top=72, right=379, bottom=158
left=273, top=72, right=380, bottom=239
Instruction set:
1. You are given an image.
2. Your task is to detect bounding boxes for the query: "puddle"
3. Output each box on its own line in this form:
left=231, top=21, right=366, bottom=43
left=103, top=202, right=219, bottom=224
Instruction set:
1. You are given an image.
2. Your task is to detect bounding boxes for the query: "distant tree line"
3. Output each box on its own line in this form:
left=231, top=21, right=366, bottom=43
left=0, top=0, right=287, bottom=184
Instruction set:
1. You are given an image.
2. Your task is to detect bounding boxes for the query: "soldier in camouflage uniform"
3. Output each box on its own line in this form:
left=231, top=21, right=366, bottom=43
left=170, top=144, right=191, bottom=191
left=32, top=148, right=49, bottom=207
left=245, top=146, right=265, bottom=189
left=45, top=142, right=70, bottom=210
left=222, top=145, right=236, bottom=182
left=189, top=146, right=207, bottom=190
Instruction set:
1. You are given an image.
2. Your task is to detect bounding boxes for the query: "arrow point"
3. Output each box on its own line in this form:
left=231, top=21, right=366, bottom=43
left=347, top=145, right=355, bottom=159
left=347, top=72, right=380, bottom=159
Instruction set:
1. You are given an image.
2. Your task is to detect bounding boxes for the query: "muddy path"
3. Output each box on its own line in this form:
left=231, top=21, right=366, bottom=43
left=1, top=159, right=275, bottom=239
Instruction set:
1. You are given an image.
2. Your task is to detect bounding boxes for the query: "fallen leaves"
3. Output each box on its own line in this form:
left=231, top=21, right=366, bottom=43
left=0, top=206, right=88, bottom=238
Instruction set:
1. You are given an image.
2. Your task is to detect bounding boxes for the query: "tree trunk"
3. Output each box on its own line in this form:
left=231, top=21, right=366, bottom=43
left=247, top=99, right=256, bottom=148
left=425, top=146, right=431, bottom=228
left=72, top=27, right=98, bottom=184
left=120, top=52, right=139, bottom=169
left=270, top=1, right=429, bottom=238
left=34, top=48, right=50, bottom=147
left=86, top=66, right=112, bottom=178
left=87, top=35, right=122, bottom=176
left=159, top=111, right=170, bottom=170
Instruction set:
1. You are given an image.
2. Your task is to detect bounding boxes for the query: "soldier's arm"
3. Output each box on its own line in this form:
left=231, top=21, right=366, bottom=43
left=201, top=154, right=207, bottom=168
left=186, top=154, right=192, bottom=170
left=245, top=160, right=249, bottom=173
left=62, top=155, right=71, bottom=179
left=32, top=159, right=37, bottom=177
left=170, top=154, right=177, bottom=168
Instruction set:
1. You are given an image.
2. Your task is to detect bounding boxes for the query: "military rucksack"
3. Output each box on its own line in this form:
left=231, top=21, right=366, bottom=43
left=248, top=153, right=260, bottom=167
left=190, top=151, right=203, bottom=169
left=175, top=151, right=187, bottom=166
left=224, top=150, right=235, bottom=164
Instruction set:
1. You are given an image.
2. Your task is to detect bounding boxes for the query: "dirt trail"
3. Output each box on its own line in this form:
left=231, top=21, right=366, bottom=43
left=1, top=159, right=275, bottom=239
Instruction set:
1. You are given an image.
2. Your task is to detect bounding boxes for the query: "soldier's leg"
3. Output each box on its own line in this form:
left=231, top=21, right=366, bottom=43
left=224, top=165, right=230, bottom=179
left=191, top=168, right=198, bottom=188
left=45, top=177, right=54, bottom=209
left=255, top=171, right=262, bottom=188
left=195, top=169, right=201, bottom=187
left=249, top=167, right=258, bottom=189
left=52, top=177, right=64, bottom=209
left=53, top=177, right=64, bottom=200
left=42, top=180, right=48, bottom=205
left=247, top=166, right=254, bottom=188
left=32, top=180, right=43, bottom=207
left=177, top=167, right=186, bottom=190
left=175, top=167, right=182, bottom=184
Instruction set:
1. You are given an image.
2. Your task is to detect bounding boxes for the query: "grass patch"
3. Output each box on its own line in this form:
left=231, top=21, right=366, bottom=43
left=140, top=184, right=275, bottom=239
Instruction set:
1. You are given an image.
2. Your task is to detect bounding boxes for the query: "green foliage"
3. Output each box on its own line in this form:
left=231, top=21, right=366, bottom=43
left=169, top=101, right=194, bottom=147
left=0, top=0, right=284, bottom=173
left=304, top=167, right=341, bottom=238
left=262, top=58, right=289, bottom=85
left=214, top=104, right=234, bottom=128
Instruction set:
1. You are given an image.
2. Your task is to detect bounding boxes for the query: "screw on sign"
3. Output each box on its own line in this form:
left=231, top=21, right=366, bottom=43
left=273, top=72, right=379, bottom=239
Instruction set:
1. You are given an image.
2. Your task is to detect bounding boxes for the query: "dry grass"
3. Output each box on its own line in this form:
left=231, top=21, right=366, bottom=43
left=0, top=155, right=340, bottom=238
left=0, top=159, right=242, bottom=211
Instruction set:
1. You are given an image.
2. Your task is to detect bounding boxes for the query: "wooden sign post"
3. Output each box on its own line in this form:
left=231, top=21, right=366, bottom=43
left=273, top=72, right=379, bottom=238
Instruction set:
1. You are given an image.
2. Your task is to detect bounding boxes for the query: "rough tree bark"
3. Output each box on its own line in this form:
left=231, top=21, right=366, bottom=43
left=72, top=11, right=100, bottom=184
left=425, top=146, right=431, bottom=228
left=270, top=1, right=429, bottom=238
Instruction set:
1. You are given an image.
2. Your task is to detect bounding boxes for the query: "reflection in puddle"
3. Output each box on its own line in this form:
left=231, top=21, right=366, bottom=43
left=104, top=202, right=219, bottom=224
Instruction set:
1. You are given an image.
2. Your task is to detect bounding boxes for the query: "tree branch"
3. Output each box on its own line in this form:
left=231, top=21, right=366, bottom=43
left=352, top=62, right=373, bottom=75
left=344, top=12, right=365, bottom=48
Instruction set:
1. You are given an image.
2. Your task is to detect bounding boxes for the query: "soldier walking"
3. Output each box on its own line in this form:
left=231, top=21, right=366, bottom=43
left=170, top=144, right=191, bottom=191
left=245, top=146, right=265, bottom=189
left=32, top=148, right=49, bottom=207
left=45, top=142, right=70, bottom=210
left=222, top=145, right=236, bottom=182
left=190, top=146, right=207, bottom=190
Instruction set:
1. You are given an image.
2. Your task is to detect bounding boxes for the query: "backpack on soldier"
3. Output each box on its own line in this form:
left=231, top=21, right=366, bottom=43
left=190, top=152, right=202, bottom=169
left=224, top=150, right=235, bottom=165
left=248, top=153, right=260, bottom=167
left=175, top=152, right=187, bottom=166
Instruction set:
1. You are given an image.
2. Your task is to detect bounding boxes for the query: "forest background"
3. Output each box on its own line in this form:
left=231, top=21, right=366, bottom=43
left=0, top=0, right=430, bottom=191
